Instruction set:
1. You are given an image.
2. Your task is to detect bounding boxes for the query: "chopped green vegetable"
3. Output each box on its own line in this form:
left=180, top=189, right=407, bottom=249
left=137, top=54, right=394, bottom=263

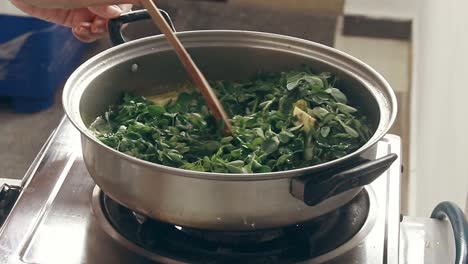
left=90, top=67, right=372, bottom=173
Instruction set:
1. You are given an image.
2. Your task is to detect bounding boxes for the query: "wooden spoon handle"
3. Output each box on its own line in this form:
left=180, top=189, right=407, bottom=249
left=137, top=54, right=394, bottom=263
left=140, top=0, right=234, bottom=136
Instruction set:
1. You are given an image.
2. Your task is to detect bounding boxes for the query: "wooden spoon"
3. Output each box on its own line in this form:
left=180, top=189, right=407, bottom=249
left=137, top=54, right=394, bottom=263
left=140, top=0, right=234, bottom=136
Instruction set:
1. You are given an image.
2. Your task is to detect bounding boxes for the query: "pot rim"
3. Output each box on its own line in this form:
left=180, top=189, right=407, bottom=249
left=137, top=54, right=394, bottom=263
left=63, top=29, right=397, bottom=181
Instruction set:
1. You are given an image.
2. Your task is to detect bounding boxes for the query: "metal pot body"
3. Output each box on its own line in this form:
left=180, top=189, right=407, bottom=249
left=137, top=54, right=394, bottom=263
left=64, top=29, right=397, bottom=231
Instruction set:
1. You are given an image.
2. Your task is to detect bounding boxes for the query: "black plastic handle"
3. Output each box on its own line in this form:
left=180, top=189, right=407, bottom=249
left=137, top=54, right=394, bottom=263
left=108, top=9, right=176, bottom=46
left=431, top=201, right=468, bottom=264
left=291, top=153, right=398, bottom=206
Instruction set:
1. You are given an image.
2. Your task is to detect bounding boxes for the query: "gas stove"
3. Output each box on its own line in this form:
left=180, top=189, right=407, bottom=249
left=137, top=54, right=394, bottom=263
left=0, top=117, right=465, bottom=264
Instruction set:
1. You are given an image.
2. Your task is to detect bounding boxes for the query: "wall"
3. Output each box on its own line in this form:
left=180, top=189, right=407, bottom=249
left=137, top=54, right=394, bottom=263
left=411, top=0, right=468, bottom=216
left=345, top=0, right=417, bottom=19
left=345, top=0, right=468, bottom=217
left=232, top=0, right=344, bottom=14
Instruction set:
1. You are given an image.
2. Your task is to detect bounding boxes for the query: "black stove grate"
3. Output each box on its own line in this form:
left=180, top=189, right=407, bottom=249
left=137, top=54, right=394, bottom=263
left=100, top=191, right=370, bottom=264
left=0, top=184, right=21, bottom=228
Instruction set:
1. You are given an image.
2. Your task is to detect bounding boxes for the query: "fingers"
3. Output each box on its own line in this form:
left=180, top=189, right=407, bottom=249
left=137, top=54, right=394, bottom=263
left=71, top=3, right=133, bottom=43
left=73, top=3, right=132, bottom=43
left=87, top=5, right=122, bottom=19
left=72, top=21, right=107, bottom=43
left=90, top=17, right=107, bottom=35
left=87, top=4, right=133, bottom=18
left=20, top=0, right=139, bottom=9
left=118, top=4, right=133, bottom=13
left=83, top=4, right=132, bottom=42
left=12, top=0, right=134, bottom=43
left=72, top=23, right=96, bottom=43
left=71, top=25, right=94, bottom=43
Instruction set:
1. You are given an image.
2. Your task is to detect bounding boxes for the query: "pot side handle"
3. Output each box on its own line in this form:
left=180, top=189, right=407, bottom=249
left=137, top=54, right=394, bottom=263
left=108, top=9, right=176, bottom=46
left=291, top=153, right=398, bottom=206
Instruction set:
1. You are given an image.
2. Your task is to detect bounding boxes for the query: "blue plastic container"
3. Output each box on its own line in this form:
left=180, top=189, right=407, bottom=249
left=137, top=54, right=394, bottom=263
left=0, top=15, right=89, bottom=113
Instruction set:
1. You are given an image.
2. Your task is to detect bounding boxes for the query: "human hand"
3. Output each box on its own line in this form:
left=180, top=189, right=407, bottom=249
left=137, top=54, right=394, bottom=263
left=14, top=0, right=138, bottom=9
left=10, top=0, right=133, bottom=42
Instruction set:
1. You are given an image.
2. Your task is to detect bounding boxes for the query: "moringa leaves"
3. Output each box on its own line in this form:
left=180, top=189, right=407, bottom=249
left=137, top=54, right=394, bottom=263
left=90, top=67, right=372, bottom=173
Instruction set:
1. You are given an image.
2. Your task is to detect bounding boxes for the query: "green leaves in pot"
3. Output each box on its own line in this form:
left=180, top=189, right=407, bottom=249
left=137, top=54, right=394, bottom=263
left=90, top=67, right=372, bottom=173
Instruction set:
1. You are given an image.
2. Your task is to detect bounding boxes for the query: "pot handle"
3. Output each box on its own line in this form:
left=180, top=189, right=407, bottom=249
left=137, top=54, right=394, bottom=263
left=108, top=9, right=176, bottom=46
left=291, top=153, right=398, bottom=206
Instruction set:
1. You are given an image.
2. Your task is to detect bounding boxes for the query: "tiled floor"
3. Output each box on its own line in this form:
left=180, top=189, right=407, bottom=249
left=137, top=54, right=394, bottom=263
left=0, top=93, right=63, bottom=180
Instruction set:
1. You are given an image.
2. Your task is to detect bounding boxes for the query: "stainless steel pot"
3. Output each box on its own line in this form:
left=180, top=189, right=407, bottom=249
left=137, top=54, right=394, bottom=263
left=63, top=10, right=398, bottom=231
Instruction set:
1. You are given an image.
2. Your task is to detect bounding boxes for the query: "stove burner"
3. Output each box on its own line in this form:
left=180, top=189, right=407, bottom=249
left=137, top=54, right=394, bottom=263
left=180, top=227, right=286, bottom=245
left=95, top=190, right=370, bottom=264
